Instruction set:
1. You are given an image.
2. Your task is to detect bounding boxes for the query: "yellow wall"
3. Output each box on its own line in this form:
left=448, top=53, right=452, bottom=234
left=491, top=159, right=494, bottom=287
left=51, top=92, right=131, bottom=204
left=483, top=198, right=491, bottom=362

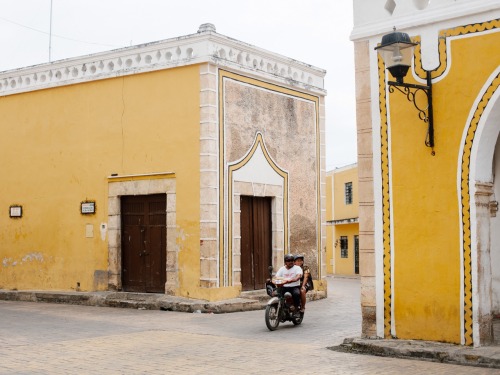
left=326, top=173, right=334, bottom=274
left=333, top=166, right=358, bottom=220
left=333, top=224, right=359, bottom=275
left=326, top=225, right=334, bottom=274
left=0, top=65, right=201, bottom=293
left=385, top=30, right=500, bottom=343
left=326, top=165, right=359, bottom=275
left=326, top=173, right=334, bottom=221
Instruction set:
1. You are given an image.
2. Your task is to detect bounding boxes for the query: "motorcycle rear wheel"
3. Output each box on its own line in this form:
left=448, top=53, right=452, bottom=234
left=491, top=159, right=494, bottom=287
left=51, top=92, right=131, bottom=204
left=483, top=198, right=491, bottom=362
left=265, top=304, right=280, bottom=331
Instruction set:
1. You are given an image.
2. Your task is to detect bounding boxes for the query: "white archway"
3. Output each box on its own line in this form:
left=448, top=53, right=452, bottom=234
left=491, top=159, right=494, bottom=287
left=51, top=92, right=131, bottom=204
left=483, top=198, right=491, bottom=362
left=468, top=70, right=500, bottom=345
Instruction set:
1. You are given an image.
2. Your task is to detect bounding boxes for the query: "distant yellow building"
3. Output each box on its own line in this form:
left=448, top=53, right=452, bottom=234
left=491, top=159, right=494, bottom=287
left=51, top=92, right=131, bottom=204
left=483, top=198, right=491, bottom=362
left=326, top=164, right=359, bottom=276
left=0, top=24, right=327, bottom=300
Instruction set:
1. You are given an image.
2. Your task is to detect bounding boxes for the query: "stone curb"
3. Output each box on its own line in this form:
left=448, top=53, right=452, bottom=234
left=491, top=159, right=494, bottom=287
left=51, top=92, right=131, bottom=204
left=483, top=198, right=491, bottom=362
left=329, top=337, right=500, bottom=369
left=0, top=289, right=326, bottom=314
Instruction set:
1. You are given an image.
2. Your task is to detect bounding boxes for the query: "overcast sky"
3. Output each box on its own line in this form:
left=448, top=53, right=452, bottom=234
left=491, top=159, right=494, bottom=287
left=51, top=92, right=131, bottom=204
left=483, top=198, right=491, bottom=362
left=0, top=0, right=356, bottom=170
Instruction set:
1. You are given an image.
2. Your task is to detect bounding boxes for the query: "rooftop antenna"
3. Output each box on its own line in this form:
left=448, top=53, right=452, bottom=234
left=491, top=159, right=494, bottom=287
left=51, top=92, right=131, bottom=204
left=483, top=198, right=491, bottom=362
left=49, top=0, right=53, bottom=62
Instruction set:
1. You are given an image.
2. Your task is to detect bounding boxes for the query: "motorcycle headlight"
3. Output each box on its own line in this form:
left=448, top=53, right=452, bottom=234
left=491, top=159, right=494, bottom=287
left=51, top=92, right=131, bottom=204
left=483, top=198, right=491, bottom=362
left=266, top=285, right=274, bottom=297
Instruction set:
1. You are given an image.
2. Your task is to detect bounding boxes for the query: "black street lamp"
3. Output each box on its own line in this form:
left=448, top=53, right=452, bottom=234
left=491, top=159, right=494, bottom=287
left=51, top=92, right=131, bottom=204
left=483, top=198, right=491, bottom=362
left=375, top=28, right=434, bottom=151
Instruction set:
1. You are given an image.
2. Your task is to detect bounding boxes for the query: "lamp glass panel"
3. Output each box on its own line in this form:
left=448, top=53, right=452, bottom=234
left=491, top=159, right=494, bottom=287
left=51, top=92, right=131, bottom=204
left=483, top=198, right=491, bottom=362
left=377, top=42, right=415, bottom=69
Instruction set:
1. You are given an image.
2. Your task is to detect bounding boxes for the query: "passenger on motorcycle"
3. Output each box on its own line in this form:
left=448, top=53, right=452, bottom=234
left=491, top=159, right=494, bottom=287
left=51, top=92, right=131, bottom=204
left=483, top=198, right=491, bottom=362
left=275, top=254, right=303, bottom=314
left=294, top=254, right=312, bottom=313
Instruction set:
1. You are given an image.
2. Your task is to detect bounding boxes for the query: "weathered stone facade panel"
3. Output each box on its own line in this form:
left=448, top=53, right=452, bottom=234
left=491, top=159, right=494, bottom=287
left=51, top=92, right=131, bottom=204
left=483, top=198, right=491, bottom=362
left=224, top=79, right=319, bottom=274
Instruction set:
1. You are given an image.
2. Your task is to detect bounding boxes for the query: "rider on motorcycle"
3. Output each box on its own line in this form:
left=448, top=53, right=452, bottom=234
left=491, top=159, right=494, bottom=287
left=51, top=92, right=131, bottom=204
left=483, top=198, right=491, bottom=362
left=294, top=254, right=312, bottom=313
left=275, top=254, right=303, bottom=315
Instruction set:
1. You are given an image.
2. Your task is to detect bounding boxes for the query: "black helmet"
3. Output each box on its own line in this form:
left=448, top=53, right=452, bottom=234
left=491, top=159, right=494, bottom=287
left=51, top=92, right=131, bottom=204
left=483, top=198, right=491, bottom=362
left=284, top=254, right=294, bottom=262
left=294, top=254, right=304, bottom=260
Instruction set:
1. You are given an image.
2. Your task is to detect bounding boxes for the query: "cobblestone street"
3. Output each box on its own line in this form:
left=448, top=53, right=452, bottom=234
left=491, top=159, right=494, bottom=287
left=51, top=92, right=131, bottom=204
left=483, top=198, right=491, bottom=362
left=1, top=277, right=497, bottom=374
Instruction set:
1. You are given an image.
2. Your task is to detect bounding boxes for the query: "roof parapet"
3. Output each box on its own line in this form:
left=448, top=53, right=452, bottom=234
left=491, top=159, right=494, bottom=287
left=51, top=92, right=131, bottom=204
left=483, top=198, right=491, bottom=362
left=0, top=24, right=326, bottom=97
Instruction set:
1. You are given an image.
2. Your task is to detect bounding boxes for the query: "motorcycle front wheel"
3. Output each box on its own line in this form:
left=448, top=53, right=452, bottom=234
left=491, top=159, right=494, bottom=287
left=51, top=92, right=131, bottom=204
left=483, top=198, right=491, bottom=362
left=292, top=311, right=304, bottom=325
left=265, top=303, right=280, bottom=331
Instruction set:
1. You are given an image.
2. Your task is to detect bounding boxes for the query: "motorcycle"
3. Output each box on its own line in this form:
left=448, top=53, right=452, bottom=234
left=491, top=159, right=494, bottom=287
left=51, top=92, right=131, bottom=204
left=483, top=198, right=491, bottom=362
left=265, top=266, right=304, bottom=331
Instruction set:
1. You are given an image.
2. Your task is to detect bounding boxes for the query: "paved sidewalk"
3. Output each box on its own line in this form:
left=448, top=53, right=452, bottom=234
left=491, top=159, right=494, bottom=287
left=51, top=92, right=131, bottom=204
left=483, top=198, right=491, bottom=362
left=0, top=287, right=326, bottom=313
left=331, top=337, right=500, bottom=369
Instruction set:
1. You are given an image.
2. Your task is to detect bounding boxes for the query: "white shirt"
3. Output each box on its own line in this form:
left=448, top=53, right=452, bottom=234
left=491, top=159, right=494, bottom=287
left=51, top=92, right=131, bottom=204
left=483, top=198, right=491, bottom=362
left=276, top=265, right=303, bottom=287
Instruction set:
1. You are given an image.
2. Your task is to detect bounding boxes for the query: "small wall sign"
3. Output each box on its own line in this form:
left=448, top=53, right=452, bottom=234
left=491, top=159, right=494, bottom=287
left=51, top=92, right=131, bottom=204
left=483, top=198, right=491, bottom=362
left=81, top=201, right=96, bottom=215
left=10, top=205, right=22, bottom=218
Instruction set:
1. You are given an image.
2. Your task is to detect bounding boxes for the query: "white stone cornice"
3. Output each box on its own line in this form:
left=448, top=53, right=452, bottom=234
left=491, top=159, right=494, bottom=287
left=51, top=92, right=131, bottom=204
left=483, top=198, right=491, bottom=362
left=0, top=27, right=326, bottom=97
left=351, top=0, right=500, bottom=41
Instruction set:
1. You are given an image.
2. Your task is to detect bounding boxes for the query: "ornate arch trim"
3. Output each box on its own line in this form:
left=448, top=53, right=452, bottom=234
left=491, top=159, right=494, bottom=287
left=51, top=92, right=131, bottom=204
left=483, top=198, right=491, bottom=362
left=459, top=72, right=500, bottom=345
left=378, top=18, right=500, bottom=343
left=227, top=132, right=289, bottom=286
left=413, top=18, right=500, bottom=80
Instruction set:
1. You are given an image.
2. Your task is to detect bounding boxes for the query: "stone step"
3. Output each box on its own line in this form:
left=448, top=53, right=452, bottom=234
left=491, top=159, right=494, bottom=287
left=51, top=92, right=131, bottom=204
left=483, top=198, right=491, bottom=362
left=240, top=289, right=270, bottom=303
left=493, top=318, right=500, bottom=345
left=240, top=289, right=326, bottom=303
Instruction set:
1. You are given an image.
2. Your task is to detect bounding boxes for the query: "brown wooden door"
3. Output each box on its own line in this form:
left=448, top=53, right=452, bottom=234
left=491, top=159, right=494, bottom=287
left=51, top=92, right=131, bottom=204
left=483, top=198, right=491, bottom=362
left=121, top=194, right=166, bottom=293
left=354, top=235, right=359, bottom=275
left=240, top=196, right=272, bottom=291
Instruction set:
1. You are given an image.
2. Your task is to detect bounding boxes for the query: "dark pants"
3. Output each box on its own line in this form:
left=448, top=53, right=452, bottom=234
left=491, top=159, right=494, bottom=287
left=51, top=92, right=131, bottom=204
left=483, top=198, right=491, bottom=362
left=281, top=286, right=301, bottom=308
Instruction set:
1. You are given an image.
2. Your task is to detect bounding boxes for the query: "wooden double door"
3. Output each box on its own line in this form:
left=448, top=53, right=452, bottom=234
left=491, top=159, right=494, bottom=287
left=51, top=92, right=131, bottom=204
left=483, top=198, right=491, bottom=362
left=240, top=196, right=272, bottom=291
left=121, top=194, right=166, bottom=293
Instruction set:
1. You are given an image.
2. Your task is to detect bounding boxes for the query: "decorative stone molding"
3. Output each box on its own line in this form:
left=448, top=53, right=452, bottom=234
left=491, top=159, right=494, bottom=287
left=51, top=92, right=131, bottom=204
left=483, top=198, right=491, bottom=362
left=199, top=63, right=219, bottom=289
left=475, top=182, right=494, bottom=196
left=475, top=182, right=498, bottom=217
left=490, top=201, right=498, bottom=217
left=474, top=181, right=494, bottom=344
left=329, top=217, right=359, bottom=225
left=0, top=24, right=325, bottom=97
left=107, top=174, right=177, bottom=294
left=475, top=182, right=496, bottom=216
left=319, top=95, right=327, bottom=279
left=354, top=39, right=377, bottom=338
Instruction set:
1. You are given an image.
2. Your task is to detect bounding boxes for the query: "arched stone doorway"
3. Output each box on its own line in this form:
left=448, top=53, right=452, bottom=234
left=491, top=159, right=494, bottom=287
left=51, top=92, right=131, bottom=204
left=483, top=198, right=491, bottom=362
left=490, top=133, right=500, bottom=340
left=468, top=71, right=500, bottom=345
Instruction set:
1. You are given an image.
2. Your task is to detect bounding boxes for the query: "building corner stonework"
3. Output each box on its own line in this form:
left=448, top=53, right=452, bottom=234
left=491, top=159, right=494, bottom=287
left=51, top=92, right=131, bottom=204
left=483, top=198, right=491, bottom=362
left=354, top=39, right=377, bottom=338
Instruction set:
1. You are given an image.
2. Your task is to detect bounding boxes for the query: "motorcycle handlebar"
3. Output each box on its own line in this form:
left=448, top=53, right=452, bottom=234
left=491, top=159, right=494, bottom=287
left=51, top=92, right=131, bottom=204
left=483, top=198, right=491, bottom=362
left=272, top=277, right=287, bottom=285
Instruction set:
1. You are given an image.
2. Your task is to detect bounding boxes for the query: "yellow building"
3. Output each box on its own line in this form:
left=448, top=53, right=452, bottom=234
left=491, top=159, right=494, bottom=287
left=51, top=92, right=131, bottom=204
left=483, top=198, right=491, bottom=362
left=326, top=164, right=359, bottom=276
left=352, top=1, right=500, bottom=345
left=0, top=24, right=327, bottom=301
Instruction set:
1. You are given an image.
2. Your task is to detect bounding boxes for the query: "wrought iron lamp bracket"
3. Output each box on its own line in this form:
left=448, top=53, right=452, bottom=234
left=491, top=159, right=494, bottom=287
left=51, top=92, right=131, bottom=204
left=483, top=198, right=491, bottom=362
left=387, top=71, right=434, bottom=152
